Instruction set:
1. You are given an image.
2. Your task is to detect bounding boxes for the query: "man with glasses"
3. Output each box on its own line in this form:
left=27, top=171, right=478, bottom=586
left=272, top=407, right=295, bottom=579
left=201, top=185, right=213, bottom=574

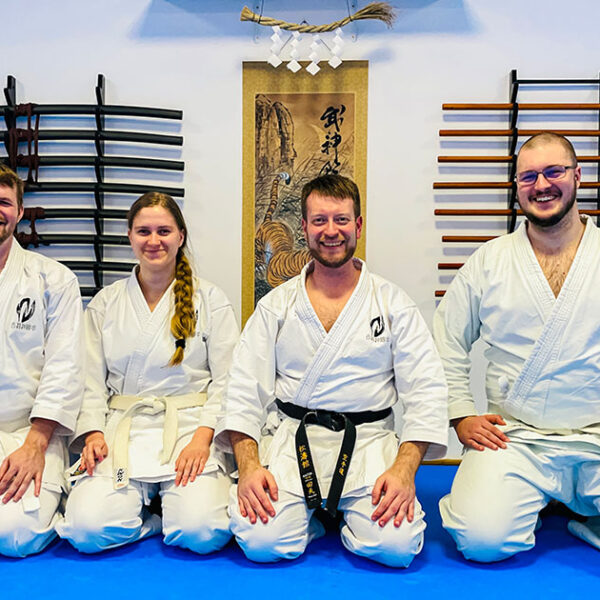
left=434, top=132, right=600, bottom=561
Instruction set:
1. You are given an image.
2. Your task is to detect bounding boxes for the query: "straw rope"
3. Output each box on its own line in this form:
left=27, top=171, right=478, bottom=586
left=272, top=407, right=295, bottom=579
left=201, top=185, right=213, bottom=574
left=240, top=2, right=395, bottom=33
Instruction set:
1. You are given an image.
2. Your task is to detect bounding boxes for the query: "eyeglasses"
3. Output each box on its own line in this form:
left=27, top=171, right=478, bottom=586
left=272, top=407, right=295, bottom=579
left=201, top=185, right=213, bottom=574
left=515, top=165, right=576, bottom=186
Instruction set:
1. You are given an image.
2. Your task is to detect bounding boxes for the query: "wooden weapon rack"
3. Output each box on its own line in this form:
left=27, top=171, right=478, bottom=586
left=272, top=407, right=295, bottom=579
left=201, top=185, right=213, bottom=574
left=434, top=69, right=600, bottom=298
left=1, top=74, right=184, bottom=297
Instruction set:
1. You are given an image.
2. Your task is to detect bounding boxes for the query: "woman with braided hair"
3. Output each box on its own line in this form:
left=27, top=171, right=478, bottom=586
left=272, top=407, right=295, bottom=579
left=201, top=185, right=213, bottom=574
left=57, top=192, right=239, bottom=554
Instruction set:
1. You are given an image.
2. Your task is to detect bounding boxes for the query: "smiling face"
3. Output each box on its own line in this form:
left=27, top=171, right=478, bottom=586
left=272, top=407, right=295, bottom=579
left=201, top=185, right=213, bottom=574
left=0, top=183, right=23, bottom=249
left=128, top=205, right=185, bottom=275
left=516, top=140, right=580, bottom=229
left=302, top=192, right=363, bottom=269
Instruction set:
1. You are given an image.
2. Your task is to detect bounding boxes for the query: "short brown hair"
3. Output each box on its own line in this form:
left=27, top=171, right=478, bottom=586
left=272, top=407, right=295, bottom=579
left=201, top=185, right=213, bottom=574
left=518, top=132, right=577, bottom=167
left=300, top=174, right=361, bottom=220
left=0, top=164, right=24, bottom=209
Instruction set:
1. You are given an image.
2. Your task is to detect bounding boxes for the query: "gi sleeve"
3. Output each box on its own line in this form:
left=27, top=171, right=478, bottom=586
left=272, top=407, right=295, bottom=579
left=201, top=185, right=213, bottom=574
left=432, top=267, right=482, bottom=422
left=214, top=302, right=278, bottom=453
left=30, top=277, right=84, bottom=437
left=69, top=301, right=110, bottom=452
left=390, top=301, right=448, bottom=460
left=198, top=288, right=239, bottom=431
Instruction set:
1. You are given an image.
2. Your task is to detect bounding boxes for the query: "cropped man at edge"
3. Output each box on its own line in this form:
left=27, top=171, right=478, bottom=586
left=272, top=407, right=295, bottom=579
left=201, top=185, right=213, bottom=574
left=0, top=164, right=83, bottom=557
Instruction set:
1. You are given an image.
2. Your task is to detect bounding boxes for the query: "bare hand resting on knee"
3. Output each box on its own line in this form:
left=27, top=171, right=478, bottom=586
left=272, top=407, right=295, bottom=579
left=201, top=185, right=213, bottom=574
left=453, top=415, right=509, bottom=451
left=230, top=431, right=278, bottom=524
left=175, top=426, right=213, bottom=487
left=371, top=441, right=428, bottom=528
left=0, top=418, right=57, bottom=503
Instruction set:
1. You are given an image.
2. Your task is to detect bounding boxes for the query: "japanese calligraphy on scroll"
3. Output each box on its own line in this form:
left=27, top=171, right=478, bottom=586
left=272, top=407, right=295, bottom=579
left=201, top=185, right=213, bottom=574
left=242, top=61, right=368, bottom=323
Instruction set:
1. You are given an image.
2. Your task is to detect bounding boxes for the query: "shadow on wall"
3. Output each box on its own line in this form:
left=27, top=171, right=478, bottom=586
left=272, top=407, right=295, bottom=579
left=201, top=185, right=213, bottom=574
left=132, top=0, right=476, bottom=39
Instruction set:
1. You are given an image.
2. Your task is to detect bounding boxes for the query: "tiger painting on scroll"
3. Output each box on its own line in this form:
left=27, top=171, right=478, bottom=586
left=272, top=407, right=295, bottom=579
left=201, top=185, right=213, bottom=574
left=242, top=61, right=368, bottom=323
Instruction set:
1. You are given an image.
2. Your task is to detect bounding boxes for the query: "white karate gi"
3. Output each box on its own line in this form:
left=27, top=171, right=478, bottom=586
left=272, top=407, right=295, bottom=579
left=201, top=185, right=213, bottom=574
left=434, top=218, right=600, bottom=562
left=56, top=271, right=238, bottom=554
left=216, top=259, right=448, bottom=567
left=0, top=242, right=83, bottom=557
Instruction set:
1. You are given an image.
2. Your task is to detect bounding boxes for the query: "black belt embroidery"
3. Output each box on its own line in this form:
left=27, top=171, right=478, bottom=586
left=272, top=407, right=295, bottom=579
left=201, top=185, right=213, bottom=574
left=276, top=399, right=392, bottom=517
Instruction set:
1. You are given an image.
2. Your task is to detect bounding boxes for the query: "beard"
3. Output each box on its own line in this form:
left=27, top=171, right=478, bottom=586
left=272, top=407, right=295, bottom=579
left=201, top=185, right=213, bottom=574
left=0, top=223, right=16, bottom=247
left=520, top=187, right=577, bottom=228
left=309, top=240, right=356, bottom=269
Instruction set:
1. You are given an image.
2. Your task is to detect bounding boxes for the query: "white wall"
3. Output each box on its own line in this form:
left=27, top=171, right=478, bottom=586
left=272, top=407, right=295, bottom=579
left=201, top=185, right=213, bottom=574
left=4, top=0, right=600, bottom=456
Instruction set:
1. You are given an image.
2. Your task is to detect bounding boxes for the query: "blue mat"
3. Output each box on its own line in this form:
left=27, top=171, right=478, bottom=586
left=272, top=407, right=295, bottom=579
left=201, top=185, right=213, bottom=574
left=3, top=466, right=599, bottom=598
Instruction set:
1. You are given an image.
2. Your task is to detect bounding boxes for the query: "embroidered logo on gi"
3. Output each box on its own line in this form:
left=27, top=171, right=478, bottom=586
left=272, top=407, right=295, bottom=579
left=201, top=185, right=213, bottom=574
left=11, top=298, right=37, bottom=331
left=370, top=316, right=385, bottom=337
left=16, top=298, right=36, bottom=324
left=366, top=315, right=389, bottom=343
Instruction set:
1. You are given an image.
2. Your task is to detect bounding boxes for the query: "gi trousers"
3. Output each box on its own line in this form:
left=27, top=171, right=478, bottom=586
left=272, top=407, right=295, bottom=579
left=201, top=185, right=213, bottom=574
left=440, top=439, right=600, bottom=562
left=57, top=470, right=231, bottom=554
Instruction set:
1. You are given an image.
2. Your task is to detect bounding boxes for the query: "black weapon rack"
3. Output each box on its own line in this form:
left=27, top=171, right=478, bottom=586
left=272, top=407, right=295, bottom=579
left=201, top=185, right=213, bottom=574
left=434, top=69, right=600, bottom=298
left=1, top=74, right=184, bottom=297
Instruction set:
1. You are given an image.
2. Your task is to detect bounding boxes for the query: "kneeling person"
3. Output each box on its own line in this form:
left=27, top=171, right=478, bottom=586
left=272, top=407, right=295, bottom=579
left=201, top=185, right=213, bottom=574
left=217, top=174, right=448, bottom=567
left=57, top=193, right=239, bottom=554
left=0, top=165, right=83, bottom=557
left=435, top=133, right=600, bottom=562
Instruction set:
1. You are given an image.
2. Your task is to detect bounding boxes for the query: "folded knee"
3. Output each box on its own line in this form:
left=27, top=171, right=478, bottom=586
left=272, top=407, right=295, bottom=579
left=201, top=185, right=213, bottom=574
left=443, top=508, right=531, bottom=563
left=59, top=504, right=142, bottom=554
left=163, top=512, right=231, bottom=554
left=58, top=510, right=111, bottom=553
left=232, top=518, right=304, bottom=563
left=342, top=518, right=424, bottom=568
left=376, top=526, right=423, bottom=568
left=0, top=508, right=56, bottom=558
left=455, top=526, right=525, bottom=563
left=0, top=528, right=44, bottom=558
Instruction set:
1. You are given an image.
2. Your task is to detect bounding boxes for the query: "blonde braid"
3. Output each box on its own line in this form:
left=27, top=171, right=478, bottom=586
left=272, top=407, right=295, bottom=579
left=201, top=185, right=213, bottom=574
left=169, top=252, right=195, bottom=366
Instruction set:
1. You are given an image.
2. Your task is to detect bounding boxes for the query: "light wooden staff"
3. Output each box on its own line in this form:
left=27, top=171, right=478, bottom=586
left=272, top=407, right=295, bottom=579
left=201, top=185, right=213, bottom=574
left=438, top=155, right=600, bottom=163
left=434, top=182, right=512, bottom=189
left=439, top=129, right=600, bottom=137
left=434, top=181, right=600, bottom=189
left=435, top=209, right=600, bottom=216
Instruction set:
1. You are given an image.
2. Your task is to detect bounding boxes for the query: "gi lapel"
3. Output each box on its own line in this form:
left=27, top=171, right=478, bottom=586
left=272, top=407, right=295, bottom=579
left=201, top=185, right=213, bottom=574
left=505, top=219, right=594, bottom=417
left=292, top=259, right=369, bottom=407
left=121, top=271, right=174, bottom=394
left=0, top=242, right=23, bottom=316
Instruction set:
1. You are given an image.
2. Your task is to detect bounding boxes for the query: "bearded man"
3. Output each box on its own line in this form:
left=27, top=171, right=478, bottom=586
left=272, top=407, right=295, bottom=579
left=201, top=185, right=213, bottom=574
left=435, top=133, right=600, bottom=561
left=217, top=174, right=448, bottom=567
left=0, top=164, right=83, bottom=556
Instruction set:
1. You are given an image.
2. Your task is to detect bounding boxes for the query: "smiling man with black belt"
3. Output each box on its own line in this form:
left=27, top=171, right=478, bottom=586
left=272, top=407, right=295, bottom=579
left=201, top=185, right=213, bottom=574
left=217, top=174, right=448, bottom=567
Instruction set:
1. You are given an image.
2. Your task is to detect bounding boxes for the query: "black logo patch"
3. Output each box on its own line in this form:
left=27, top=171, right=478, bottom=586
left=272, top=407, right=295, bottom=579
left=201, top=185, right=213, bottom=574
left=370, top=316, right=385, bottom=338
left=16, top=298, right=36, bottom=324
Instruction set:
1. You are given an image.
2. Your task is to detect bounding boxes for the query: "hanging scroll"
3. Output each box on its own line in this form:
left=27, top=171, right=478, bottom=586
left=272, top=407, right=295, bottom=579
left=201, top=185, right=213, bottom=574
left=242, top=60, right=368, bottom=323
